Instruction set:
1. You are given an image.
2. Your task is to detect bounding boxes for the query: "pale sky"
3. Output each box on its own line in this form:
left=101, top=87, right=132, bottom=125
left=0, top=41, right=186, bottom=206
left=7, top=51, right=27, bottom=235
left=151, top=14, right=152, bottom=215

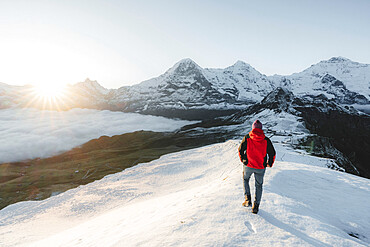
left=0, top=0, right=369, bottom=89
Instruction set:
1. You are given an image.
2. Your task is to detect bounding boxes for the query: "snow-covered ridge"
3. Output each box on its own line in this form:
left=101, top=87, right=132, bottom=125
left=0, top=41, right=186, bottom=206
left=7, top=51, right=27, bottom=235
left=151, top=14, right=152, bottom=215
left=1, top=140, right=369, bottom=246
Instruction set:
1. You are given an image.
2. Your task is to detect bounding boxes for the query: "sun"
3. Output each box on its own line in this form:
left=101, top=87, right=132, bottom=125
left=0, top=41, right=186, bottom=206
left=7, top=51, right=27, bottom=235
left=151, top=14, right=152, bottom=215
left=33, top=84, right=67, bottom=99
left=29, top=83, right=71, bottom=110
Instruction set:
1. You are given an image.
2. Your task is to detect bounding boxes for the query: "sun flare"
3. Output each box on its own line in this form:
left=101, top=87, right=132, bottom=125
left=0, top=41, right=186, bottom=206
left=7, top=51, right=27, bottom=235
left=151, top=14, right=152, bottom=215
left=26, top=83, right=73, bottom=111
left=33, top=84, right=67, bottom=99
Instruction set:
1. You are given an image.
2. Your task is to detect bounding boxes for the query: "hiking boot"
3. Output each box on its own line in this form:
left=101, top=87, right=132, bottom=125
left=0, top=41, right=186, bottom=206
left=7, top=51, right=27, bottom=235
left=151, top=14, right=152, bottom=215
left=242, top=195, right=252, bottom=207
left=252, top=202, right=259, bottom=214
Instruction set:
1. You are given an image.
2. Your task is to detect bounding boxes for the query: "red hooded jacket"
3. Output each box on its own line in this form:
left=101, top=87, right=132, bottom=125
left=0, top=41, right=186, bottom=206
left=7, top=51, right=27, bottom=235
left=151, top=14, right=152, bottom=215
left=238, top=128, right=276, bottom=169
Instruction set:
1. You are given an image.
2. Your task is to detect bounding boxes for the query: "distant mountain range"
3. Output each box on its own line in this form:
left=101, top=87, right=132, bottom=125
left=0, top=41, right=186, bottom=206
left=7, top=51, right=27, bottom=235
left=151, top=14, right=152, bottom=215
left=1, top=56, right=369, bottom=119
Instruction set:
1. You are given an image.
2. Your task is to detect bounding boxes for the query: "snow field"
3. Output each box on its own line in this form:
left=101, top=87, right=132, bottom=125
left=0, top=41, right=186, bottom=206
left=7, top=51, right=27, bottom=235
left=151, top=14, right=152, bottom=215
left=0, top=140, right=369, bottom=246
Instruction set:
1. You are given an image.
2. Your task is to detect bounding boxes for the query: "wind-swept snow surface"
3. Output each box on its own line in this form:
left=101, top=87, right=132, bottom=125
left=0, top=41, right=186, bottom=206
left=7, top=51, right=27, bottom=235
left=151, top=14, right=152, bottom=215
left=1, top=140, right=369, bottom=246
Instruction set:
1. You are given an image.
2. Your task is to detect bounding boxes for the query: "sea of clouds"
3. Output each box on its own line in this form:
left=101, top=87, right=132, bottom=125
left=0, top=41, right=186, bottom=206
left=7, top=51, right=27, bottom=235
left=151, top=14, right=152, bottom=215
left=0, top=108, right=195, bottom=163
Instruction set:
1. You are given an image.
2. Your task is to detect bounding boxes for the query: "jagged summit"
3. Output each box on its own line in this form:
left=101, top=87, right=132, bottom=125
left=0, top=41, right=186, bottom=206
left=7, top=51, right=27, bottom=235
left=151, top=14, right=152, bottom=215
left=243, top=87, right=296, bottom=114
left=261, top=87, right=294, bottom=106
left=165, top=58, right=202, bottom=75
left=73, top=78, right=109, bottom=95
left=76, top=78, right=100, bottom=86
left=225, top=60, right=259, bottom=73
left=304, top=57, right=357, bottom=70
left=231, top=60, right=251, bottom=67
left=312, top=56, right=365, bottom=69
left=297, top=56, right=363, bottom=74
left=176, top=58, right=198, bottom=65
left=326, top=56, right=353, bottom=63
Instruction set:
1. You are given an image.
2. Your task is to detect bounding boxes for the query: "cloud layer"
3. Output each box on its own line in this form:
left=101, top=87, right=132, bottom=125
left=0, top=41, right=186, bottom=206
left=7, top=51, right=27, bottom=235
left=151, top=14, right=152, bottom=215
left=0, top=108, right=194, bottom=163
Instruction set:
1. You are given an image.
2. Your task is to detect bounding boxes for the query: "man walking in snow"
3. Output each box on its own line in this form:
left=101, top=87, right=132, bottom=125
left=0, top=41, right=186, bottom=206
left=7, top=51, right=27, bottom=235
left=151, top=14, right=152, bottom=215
left=238, top=120, right=276, bottom=214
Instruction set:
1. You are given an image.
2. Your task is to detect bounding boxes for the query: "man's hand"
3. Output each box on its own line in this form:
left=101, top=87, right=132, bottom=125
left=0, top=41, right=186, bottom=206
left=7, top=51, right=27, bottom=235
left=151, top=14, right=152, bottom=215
left=267, top=164, right=271, bottom=168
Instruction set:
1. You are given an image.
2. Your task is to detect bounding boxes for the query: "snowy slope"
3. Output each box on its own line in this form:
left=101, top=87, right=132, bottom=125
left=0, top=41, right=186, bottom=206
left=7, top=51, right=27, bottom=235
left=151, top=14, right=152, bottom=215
left=1, top=138, right=369, bottom=246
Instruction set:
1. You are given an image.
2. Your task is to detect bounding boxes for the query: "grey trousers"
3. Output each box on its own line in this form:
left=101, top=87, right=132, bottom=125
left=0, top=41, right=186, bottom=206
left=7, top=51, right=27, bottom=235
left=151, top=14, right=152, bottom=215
left=243, top=165, right=266, bottom=204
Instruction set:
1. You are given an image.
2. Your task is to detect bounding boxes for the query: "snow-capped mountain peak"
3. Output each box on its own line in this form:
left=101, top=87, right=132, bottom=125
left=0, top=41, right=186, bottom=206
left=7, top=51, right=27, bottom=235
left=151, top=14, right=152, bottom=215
left=269, top=56, right=370, bottom=102
left=165, top=58, right=202, bottom=76
left=306, top=56, right=367, bottom=75
left=230, top=60, right=253, bottom=68
left=201, top=60, right=274, bottom=103
left=73, top=78, right=110, bottom=95
left=224, top=60, right=260, bottom=74
left=307, top=56, right=367, bottom=72
left=326, top=56, right=353, bottom=63
left=175, top=58, right=199, bottom=66
left=231, top=60, right=251, bottom=68
left=75, top=78, right=104, bottom=88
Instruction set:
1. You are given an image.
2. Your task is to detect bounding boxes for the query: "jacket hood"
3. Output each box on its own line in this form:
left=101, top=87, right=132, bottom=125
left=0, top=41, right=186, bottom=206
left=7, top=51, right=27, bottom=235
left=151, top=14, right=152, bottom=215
left=249, top=128, right=266, bottom=141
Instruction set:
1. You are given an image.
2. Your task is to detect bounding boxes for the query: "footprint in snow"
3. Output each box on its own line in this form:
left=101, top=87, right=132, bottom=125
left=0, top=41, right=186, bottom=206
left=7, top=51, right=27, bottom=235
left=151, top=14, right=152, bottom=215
left=244, top=221, right=256, bottom=234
